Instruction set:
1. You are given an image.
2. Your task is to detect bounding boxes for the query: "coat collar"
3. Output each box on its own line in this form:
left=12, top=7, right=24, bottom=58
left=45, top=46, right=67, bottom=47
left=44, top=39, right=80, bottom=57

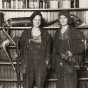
left=59, top=26, right=71, bottom=40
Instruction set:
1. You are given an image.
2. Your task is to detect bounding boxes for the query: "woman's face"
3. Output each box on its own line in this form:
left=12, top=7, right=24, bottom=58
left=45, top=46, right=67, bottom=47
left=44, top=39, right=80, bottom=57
left=59, top=15, right=68, bottom=26
left=33, top=15, right=41, bottom=27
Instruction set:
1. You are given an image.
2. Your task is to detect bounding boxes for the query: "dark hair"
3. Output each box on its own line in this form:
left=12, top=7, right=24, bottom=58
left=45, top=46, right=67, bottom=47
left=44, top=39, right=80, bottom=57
left=59, top=11, right=82, bottom=27
left=30, top=11, right=46, bottom=27
left=58, top=11, right=72, bottom=25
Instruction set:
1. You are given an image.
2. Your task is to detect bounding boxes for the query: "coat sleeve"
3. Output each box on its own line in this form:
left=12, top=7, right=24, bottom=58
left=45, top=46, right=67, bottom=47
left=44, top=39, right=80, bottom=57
left=18, top=30, right=29, bottom=58
left=17, top=30, right=30, bottom=73
left=70, top=29, right=84, bottom=69
left=45, top=31, right=52, bottom=66
left=51, top=31, right=59, bottom=72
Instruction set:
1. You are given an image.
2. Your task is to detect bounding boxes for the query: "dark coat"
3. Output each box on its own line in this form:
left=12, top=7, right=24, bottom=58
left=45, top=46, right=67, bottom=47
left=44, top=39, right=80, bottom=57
left=18, top=28, right=51, bottom=88
left=19, top=28, right=51, bottom=73
left=52, top=26, right=84, bottom=88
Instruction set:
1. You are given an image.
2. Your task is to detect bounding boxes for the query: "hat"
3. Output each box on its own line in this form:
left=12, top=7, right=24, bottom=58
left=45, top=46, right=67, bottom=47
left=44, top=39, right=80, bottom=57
left=30, top=11, right=42, bottom=21
left=59, top=11, right=70, bottom=19
left=59, top=11, right=71, bottom=25
left=30, top=11, right=47, bottom=27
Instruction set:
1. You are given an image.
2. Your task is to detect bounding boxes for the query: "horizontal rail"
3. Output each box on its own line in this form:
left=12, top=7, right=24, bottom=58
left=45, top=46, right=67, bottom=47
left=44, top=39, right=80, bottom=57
left=0, top=45, right=16, bottom=49
left=0, top=62, right=17, bottom=65
left=0, top=26, right=59, bottom=30
left=0, top=8, right=88, bottom=12
left=0, top=78, right=88, bottom=82
left=0, top=78, right=57, bottom=82
left=0, top=79, right=17, bottom=81
left=79, top=77, right=88, bottom=81
left=0, top=25, right=88, bottom=30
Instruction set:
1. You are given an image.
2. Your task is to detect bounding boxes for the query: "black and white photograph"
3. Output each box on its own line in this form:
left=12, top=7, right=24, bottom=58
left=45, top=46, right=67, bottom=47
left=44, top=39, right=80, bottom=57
left=0, top=0, right=88, bottom=88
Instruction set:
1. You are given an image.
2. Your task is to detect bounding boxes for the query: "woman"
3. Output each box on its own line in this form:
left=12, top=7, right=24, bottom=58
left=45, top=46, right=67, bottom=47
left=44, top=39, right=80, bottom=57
left=52, top=11, right=84, bottom=88
left=18, top=11, right=51, bottom=88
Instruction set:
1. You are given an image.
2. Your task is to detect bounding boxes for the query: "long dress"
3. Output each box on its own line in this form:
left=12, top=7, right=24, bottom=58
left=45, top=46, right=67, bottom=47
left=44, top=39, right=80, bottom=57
left=52, top=26, right=84, bottom=88
left=18, top=28, right=51, bottom=88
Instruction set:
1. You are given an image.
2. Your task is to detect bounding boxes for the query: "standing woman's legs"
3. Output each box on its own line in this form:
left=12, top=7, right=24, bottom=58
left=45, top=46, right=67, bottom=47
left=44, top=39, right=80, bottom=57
left=23, top=70, right=34, bottom=88
left=35, top=66, right=48, bottom=88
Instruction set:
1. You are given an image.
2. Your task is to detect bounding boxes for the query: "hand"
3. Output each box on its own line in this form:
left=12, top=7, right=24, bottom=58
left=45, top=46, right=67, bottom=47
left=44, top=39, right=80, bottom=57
left=61, top=51, right=72, bottom=60
left=61, top=53, right=66, bottom=59
left=45, top=60, right=51, bottom=69
left=66, top=50, right=72, bottom=57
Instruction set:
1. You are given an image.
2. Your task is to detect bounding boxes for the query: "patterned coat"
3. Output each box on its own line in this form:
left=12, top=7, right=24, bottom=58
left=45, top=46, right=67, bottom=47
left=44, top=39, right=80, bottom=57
left=52, top=26, right=84, bottom=88
left=18, top=28, right=51, bottom=88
